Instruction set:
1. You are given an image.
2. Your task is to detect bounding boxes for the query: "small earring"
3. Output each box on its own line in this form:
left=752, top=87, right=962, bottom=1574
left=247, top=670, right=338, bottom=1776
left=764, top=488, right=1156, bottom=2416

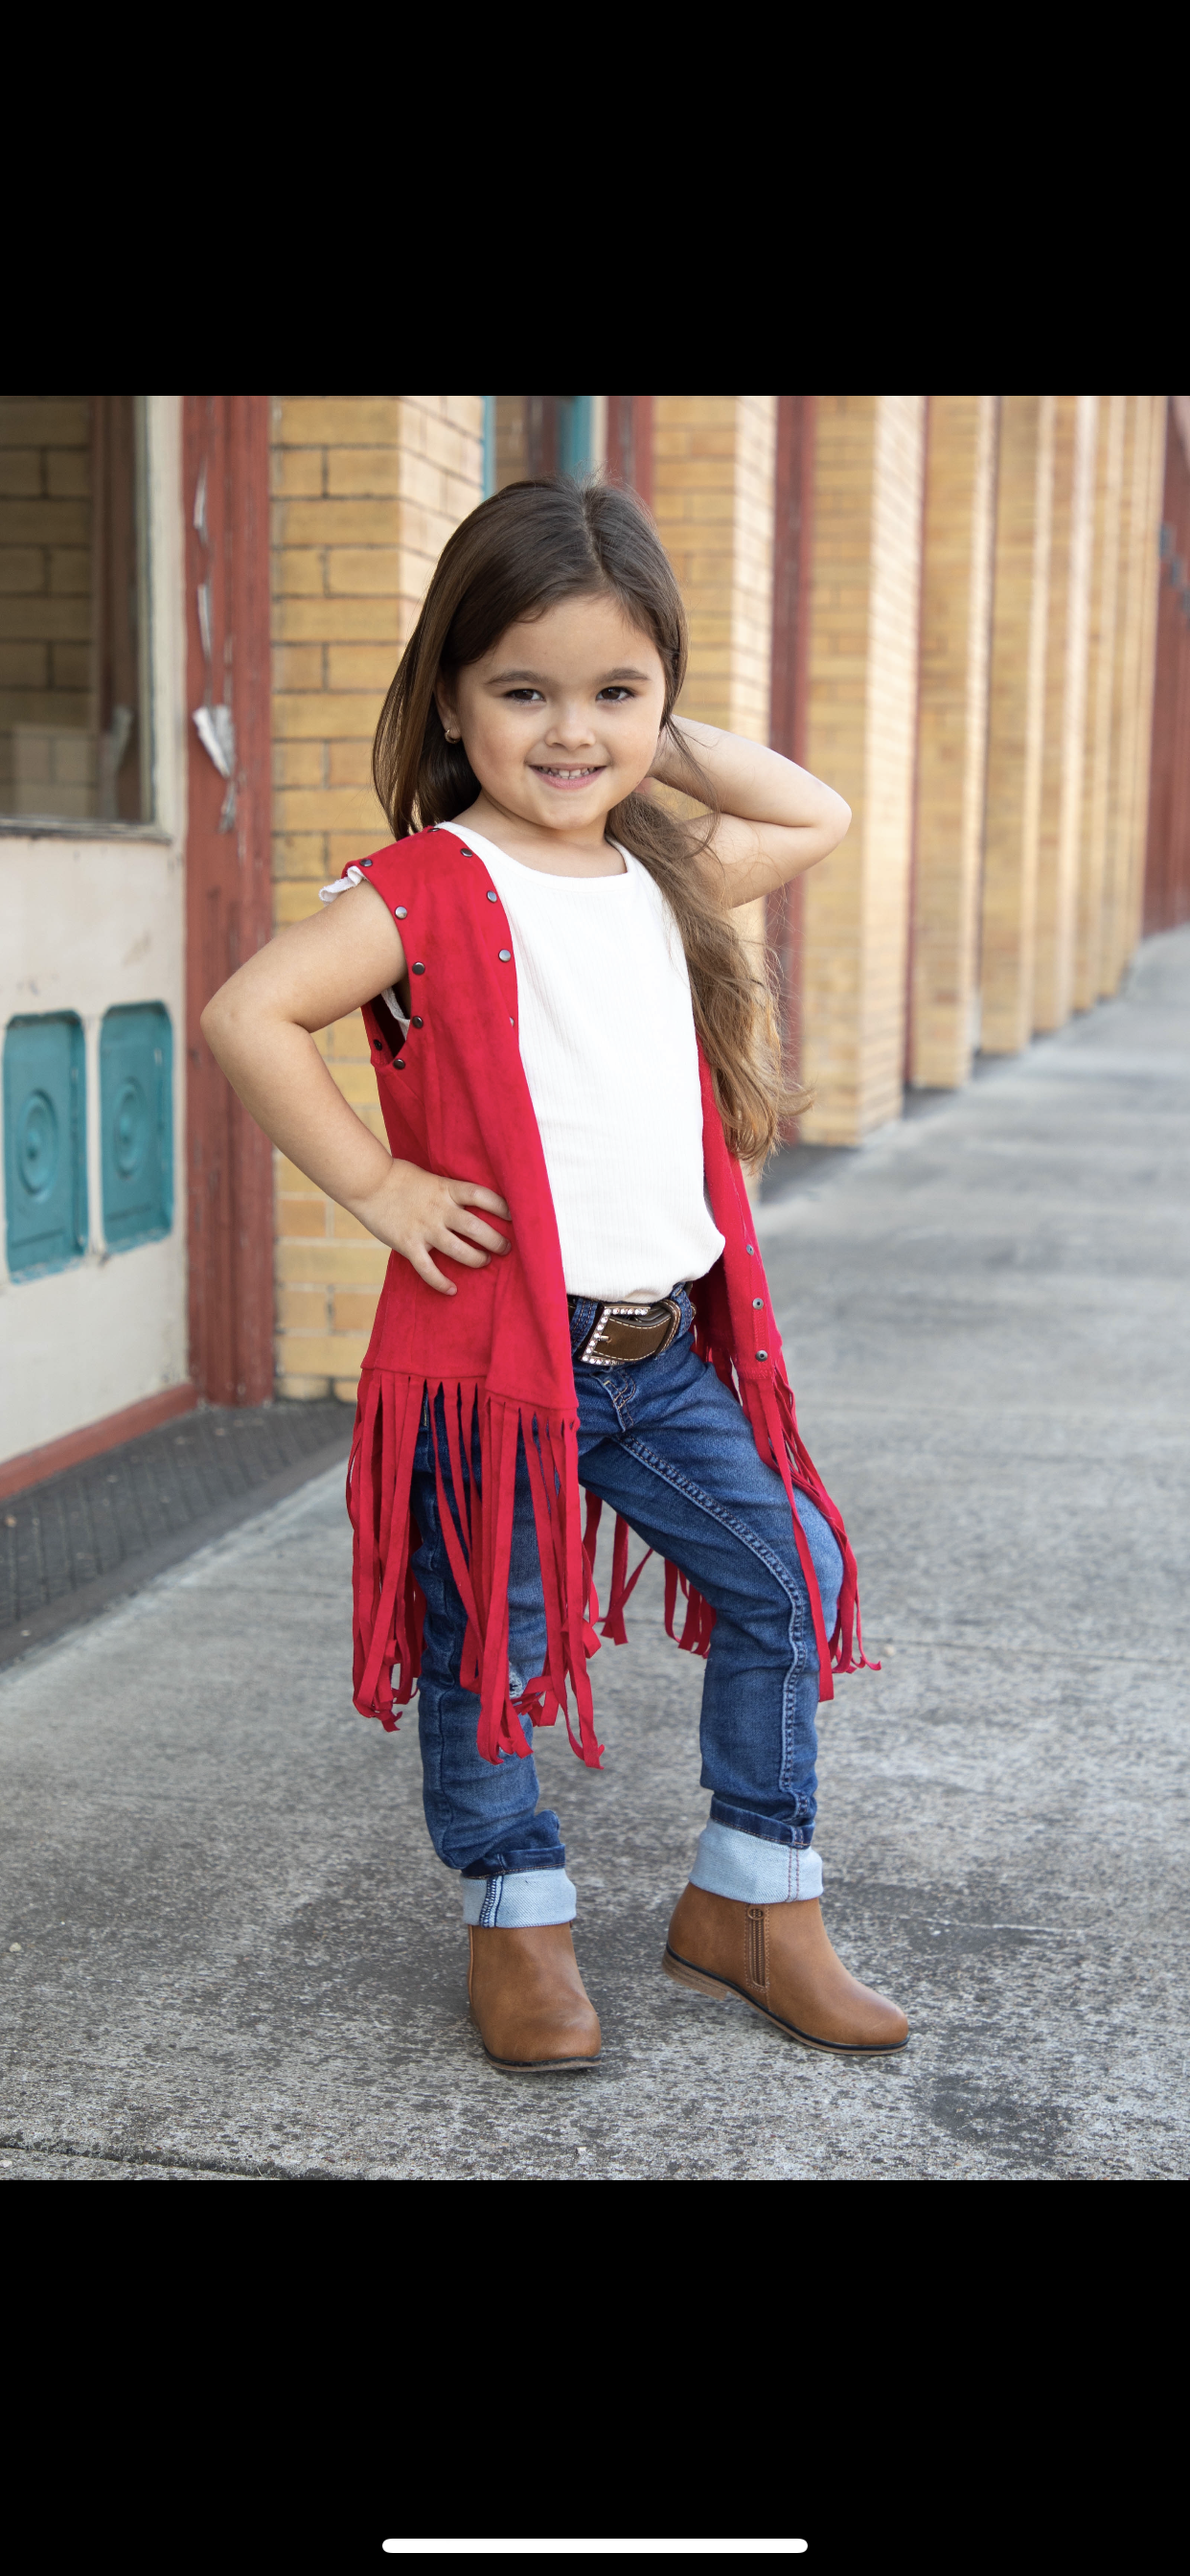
left=444, top=726, right=459, bottom=744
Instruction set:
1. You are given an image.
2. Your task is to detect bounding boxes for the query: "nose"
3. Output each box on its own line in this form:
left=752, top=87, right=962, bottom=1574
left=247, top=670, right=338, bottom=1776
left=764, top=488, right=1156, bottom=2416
left=544, top=702, right=597, bottom=748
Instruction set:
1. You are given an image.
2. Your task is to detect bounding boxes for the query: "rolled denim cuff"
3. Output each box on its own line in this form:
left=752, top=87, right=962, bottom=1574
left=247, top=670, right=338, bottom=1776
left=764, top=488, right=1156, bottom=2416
left=690, top=1820, right=822, bottom=1905
left=462, top=1869, right=578, bottom=1928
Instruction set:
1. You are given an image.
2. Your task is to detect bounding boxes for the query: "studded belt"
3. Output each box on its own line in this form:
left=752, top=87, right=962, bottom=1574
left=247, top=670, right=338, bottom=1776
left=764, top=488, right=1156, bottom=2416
left=568, top=1294, right=685, bottom=1368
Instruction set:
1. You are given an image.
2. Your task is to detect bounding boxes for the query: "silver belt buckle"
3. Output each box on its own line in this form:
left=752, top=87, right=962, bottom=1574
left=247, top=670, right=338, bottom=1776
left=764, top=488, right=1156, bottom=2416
left=579, top=1297, right=682, bottom=1368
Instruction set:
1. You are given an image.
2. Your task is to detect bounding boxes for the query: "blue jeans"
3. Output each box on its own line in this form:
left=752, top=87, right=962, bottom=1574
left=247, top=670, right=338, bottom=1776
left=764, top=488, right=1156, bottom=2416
left=411, top=1287, right=843, bottom=1925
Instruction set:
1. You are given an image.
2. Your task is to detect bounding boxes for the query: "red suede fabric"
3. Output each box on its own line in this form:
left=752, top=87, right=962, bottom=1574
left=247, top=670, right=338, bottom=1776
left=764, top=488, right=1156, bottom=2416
left=346, top=828, right=868, bottom=1768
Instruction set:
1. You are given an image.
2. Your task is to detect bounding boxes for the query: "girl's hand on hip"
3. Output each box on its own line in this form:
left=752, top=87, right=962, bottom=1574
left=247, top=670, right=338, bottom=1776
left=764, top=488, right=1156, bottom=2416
left=349, top=1160, right=512, bottom=1295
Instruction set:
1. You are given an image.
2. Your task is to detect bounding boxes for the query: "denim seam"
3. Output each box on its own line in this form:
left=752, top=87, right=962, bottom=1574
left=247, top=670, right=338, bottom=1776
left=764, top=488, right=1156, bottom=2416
left=707, top=1798, right=814, bottom=1849
left=616, top=1431, right=811, bottom=1797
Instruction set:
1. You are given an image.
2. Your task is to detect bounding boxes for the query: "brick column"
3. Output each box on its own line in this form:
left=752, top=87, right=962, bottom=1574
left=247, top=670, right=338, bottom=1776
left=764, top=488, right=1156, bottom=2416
left=269, top=397, right=484, bottom=1398
left=1099, top=397, right=1149, bottom=995
left=1033, top=397, right=1097, bottom=1032
left=1144, top=401, right=1190, bottom=932
left=652, top=396, right=777, bottom=739
left=980, top=397, right=1056, bottom=1054
left=1074, top=397, right=1126, bottom=1011
left=1124, top=398, right=1167, bottom=957
left=793, top=397, right=927, bottom=1141
left=908, top=396, right=997, bottom=1088
left=652, top=396, right=778, bottom=965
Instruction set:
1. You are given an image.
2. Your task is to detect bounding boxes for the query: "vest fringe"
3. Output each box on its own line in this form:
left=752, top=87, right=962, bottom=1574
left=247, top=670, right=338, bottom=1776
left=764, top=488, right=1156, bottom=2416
left=688, top=1319, right=878, bottom=1691
left=342, top=840, right=873, bottom=1774
left=348, top=1370, right=606, bottom=1769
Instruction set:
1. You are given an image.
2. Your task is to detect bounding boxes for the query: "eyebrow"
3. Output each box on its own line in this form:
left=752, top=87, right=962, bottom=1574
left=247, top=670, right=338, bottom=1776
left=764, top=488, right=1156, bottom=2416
left=486, top=665, right=653, bottom=686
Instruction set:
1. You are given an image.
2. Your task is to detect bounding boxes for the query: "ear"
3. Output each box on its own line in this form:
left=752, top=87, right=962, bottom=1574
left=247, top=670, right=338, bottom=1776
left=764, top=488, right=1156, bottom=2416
left=434, top=679, right=460, bottom=742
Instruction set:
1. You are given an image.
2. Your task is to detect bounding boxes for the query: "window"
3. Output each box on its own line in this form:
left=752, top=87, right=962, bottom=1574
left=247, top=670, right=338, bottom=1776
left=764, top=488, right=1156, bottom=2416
left=557, top=397, right=593, bottom=479
left=0, top=396, right=151, bottom=827
left=492, top=398, right=597, bottom=488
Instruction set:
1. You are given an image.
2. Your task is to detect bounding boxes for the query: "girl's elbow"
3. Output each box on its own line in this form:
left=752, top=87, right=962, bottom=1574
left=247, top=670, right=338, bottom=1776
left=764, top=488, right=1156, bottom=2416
left=199, top=992, right=232, bottom=1063
left=824, top=794, right=852, bottom=854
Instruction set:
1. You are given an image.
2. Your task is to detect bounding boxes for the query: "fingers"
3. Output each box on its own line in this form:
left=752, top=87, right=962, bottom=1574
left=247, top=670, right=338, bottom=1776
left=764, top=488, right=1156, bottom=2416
left=437, top=1225, right=492, bottom=1268
left=448, top=1208, right=511, bottom=1255
left=448, top=1183, right=511, bottom=1221
left=386, top=1174, right=514, bottom=1294
left=403, top=1225, right=496, bottom=1289
left=404, top=1243, right=456, bottom=1296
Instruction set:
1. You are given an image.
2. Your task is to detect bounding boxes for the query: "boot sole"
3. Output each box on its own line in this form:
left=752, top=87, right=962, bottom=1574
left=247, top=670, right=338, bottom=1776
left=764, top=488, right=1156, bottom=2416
left=663, top=1945, right=909, bottom=2056
left=478, top=2043, right=602, bottom=2074
left=470, top=2012, right=601, bottom=2074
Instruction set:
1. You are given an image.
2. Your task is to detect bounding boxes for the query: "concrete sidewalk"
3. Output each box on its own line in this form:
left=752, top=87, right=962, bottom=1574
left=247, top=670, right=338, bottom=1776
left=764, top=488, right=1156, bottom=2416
left=3, top=930, right=1188, bottom=2180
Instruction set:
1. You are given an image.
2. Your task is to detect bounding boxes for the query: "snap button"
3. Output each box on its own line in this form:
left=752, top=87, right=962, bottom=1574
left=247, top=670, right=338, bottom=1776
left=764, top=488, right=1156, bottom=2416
left=411, top=1016, right=423, bottom=1029
left=745, top=1243, right=755, bottom=1255
left=755, top=1347, right=767, bottom=1360
left=395, top=906, right=407, bottom=919
left=486, top=890, right=498, bottom=903
left=361, top=858, right=373, bottom=868
left=412, top=961, right=425, bottom=975
left=395, top=1058, right=406, bottom=1071
left=752, top=1297, right=764, bottom=1309
left=373, top=1039, right=382, bottom=1053
left=498, top=949, right=512, bottom=962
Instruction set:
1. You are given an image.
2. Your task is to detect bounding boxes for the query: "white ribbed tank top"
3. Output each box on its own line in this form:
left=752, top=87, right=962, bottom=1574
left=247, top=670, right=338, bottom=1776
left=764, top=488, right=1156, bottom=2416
left=451, top=825, right=724, bottom=1301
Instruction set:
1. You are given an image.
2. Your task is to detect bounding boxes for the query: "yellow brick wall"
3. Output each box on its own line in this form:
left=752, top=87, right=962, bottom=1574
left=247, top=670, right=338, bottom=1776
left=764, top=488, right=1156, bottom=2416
left=270, top=396, right=485, bottom=1399
left=1074, top=397, right=1126, bottom=1011
left=980, top=397, right=1055, bottom=1053
left=0, top=398, right=92, bottom=811
left=652, top=396, right=776, bottom=741
left=1033, top=396, right=1097, bottom=1033
left=909, top=395, right=998, bottom=1088
left=494, top=397, right=527, bottom=489
left=1099, top=397, right=1147, bottom=995
left=652, top=396, right=776, bottom=963
left=799, top=396, right=927, bottom=1141
left=1126, top=398, right=1168, bottom=956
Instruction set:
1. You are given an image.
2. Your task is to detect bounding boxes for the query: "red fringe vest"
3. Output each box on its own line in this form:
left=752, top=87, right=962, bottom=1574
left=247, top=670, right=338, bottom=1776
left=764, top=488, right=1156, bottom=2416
left=347, top=829, right=869, bottom=1768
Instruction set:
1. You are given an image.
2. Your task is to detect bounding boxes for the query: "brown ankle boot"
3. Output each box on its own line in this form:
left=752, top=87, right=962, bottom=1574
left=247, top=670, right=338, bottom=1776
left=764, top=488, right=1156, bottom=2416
left=468, top=1923, right=602, bottom=2072
left=664, top=1882, right=908, bottom=2054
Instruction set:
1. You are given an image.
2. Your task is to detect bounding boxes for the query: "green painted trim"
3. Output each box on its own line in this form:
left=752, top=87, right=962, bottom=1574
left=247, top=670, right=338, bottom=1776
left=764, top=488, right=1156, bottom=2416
left=100, top=1002, right=173, bottom=1252
left=3, top=1012, right=88, bottom=1280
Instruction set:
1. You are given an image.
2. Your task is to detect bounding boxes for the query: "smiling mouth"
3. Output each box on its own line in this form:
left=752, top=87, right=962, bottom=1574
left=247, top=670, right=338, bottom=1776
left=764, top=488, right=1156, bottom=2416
left=532, top=764, right=606, bottom=787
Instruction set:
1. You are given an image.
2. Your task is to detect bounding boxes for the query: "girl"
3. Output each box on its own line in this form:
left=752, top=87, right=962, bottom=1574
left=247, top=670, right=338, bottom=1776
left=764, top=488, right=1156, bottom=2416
left=203, top=478, right=908, bottom=2073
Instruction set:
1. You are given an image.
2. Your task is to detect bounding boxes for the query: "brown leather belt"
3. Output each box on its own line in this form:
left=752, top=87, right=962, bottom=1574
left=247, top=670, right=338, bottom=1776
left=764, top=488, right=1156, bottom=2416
left=568, top=1294, right=684, bottom=1368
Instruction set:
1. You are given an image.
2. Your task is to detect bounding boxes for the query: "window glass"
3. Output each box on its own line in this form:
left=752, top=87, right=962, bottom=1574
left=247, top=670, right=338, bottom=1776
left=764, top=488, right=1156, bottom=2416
left=0, top=396, right=151, bottom=826
left=557, top=397, right=592, bottom=478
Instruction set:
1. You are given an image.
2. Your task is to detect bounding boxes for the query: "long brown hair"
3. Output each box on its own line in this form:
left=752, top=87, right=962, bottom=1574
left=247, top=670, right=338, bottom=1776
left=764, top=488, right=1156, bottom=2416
left=372, top=476, right=801, bottom=1162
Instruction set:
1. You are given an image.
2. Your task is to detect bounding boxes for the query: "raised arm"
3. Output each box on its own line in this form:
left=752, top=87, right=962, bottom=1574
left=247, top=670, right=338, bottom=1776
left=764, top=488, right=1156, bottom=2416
left=650, top=720, right=851, bottom=907
left=199, top=884, right=510, bottom=1295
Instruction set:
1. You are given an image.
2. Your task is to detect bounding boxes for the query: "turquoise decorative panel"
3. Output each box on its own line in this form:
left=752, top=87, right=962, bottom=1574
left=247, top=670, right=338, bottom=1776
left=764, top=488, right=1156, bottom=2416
left=3, top=1013, right=88, bottom=1279
left=100, top=1002, right=172, bottom=1251
left=558, top=397, right=593, bottom=479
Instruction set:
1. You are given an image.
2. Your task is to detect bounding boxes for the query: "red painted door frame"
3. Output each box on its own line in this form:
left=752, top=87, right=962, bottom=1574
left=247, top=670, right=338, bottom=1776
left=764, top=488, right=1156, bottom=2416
left=768, top=396, right=816, bottom=1134
left=606, top=396, right=654, bottom=507
left=1144, top=401, right=1190, bottom=934
left=183, top=396, right=274, bottom=1405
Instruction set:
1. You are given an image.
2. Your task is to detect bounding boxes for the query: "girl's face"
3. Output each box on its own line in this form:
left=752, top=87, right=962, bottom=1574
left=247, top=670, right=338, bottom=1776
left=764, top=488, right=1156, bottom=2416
left=437, top=592, right=668, bottom=837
